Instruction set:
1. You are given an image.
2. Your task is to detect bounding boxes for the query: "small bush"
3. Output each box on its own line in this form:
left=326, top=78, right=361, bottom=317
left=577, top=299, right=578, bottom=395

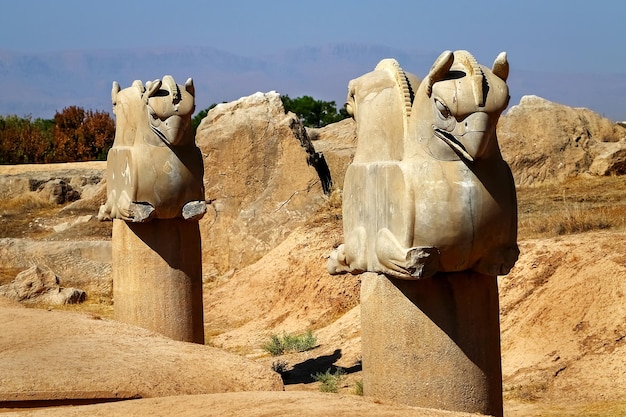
left=354, top=379, right=363, bottom=396
left=271, top=359, right=289, bottom=374
left=312, top=367, right=345, bottom=393
left=262, top=330, right=317, bottom=356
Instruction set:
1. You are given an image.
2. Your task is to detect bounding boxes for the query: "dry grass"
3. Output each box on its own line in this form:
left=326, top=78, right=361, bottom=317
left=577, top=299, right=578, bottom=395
left=0, top=191, right=111, bottom=240
left=517, top=175, right=626, bottom=239
left=41, top=297, right=114, bottom=319
left=512, top=401, right=626, bottom=417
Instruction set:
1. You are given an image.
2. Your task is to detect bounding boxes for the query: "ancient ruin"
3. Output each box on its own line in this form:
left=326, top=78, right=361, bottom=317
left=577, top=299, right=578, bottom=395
left=100, top=76, right=206, bottom=343
left=329, top=51, right=518, bottom=416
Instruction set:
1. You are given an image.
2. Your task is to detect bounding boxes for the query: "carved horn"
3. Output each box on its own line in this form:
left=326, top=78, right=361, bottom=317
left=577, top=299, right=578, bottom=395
left=143, top=79, right=162, bottom=103
left=162, top=75, right=181, bottom=103
left=492, top=52, right=509, bottom=82
left=425, top=50, right=454, bottom=97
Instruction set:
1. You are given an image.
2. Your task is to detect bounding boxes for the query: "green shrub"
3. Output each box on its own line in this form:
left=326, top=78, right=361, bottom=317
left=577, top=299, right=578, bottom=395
left=312, top=367, right=345, bottom=393
left=354, top=379, right=363, bottom=396
left=262, top=330, right=317, bottom=356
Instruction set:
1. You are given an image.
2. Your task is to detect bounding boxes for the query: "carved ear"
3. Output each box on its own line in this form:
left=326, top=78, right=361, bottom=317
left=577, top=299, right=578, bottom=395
left=345, top=80, right=357, bottom=118
left=425, top=50, right=454, bottom=97
left=111, top=81, right=121, bottom=105
left=185, top=78, right=195, bottom=96
left=132, top=80, right=145, bottom=93
left=492, top=52, right=509, bottom=81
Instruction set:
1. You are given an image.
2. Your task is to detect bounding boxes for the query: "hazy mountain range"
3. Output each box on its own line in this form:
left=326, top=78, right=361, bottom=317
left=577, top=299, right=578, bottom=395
left=1, top=43, right=625, bottom=121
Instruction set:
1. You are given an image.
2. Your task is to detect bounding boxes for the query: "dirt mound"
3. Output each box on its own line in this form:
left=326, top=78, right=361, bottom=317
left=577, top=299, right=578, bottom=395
left=203, top=208, right=360, bottom=356
left=0, top=301, right=282, bottom=405
left=500, top=231, right=626, bottom=405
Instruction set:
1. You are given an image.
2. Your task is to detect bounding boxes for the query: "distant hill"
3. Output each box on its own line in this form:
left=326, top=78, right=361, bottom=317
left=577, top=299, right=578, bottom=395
left=1, top=43, right=625, bottom=121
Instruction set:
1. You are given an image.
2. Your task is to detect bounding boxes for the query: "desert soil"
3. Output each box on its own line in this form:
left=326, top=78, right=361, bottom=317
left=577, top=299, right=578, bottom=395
left=2, top=162, right=626, bottom=416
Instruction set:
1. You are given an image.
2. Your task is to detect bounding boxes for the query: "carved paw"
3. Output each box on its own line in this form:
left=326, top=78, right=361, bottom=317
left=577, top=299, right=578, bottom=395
left=404, top=246, right=440, bottom=279
left=327, top=244, right=349, bottom=275
left=127, top=202, right=156, bottom=223
left=375, top=228, right=440, bottom=279
left=327, top=234, right=367, bottom=276
left=475, top=245, right=520, bottom=276
left=182, top=200, right=207, bottom=221
left=97, top=204, right=111, bottom=221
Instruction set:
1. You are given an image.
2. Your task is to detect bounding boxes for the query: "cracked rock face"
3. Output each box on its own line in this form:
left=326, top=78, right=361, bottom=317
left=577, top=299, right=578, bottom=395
left=195, top=92, right=331, bottom=278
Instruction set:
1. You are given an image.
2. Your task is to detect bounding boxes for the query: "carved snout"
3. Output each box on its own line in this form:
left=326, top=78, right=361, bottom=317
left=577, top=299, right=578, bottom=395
left=452, top=112, right=492, bottom=160
left=149, top=114, right=187, bottom=146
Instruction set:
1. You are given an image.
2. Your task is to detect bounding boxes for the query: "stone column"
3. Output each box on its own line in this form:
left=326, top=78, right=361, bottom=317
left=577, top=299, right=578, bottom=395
left=360, top=271, right=502, bottom=416
left=112, top=218, right=204, bottom=344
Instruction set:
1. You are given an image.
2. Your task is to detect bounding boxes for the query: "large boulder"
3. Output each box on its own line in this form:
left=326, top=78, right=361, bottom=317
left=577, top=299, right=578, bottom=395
left=498, top=95, right=626, bottom=186
left=196, top=92, right=332, bottom=277
left=0, top=264, right=85, bottom=304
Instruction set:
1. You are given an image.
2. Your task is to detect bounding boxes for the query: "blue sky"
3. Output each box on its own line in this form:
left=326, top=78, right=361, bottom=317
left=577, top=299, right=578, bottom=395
left=1, top=0, right=623, bottom=74
left=1, top=1, right=625, bottom=119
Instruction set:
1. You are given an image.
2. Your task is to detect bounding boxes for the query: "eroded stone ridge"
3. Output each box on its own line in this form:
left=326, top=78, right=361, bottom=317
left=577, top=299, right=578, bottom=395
left=329, top=51, right=519, bottom=279
left=98, top=76, right=206, bottom=222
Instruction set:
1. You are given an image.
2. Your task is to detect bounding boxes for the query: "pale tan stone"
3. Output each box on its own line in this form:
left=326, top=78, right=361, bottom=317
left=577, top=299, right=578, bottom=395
left=361, top=271, right=502, bottom=415
left=329, top=51, right=517, bottom=417
left=98, top=76, right=206, bottom=222
left=100, top=76, right=206, bottom=343
left=329, top=51, right=518, bottom=279
left=112, top=218, right=204, bottom=344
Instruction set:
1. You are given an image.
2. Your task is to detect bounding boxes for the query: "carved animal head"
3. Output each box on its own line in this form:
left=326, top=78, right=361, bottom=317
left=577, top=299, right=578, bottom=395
left=110, top=76, right=195, bottom=148
left=143, top=75, right=196, bottom=146
left=408, top=50, right=510, bottom=162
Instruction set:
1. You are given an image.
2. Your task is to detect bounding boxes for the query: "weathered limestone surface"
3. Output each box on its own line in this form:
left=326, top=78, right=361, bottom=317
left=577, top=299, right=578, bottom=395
left=112, top=219, right=204, bottom=343
left=498, top=95, right=626, bottom=185
left=196, top=92, right=331, bottom=278
left=361, top=272, right=502, bottom=415
left=0, top=302, right=283, bottom=405
left=329, top=52, right=518, bottom=280
left=98, top=76, right=206, bottom=222
left=0, top=238, right=112, bottom=298
left=330, top=51, right=515, bottom=417
left=0, top=264, right=86, bottom=305
left=101, top=76, right=206, bottom=343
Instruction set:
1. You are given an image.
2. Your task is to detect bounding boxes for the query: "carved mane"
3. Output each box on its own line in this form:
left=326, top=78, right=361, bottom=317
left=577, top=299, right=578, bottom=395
left=374, top=59, right=416, bottom=137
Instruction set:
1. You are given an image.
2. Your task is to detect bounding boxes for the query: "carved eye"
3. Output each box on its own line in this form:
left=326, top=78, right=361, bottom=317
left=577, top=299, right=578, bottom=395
left=435, top=98, right=451, bottom=119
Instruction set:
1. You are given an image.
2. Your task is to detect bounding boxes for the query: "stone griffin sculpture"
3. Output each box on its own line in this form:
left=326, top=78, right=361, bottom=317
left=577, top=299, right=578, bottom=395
left=98, top=75, right=206, bottom=222
left=328, top=50, right=519, bottom=279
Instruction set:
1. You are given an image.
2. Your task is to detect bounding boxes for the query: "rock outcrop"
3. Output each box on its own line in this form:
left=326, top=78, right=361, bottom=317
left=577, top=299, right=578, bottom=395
left=498, top=95, right=626, bottom=185
left=0, top=264, right=86, bottom=304
left=0, top=302, right=284, bottom=405
left=0, top=239, right=112, bottom=298
left=196, top=92, right=332, bottom=277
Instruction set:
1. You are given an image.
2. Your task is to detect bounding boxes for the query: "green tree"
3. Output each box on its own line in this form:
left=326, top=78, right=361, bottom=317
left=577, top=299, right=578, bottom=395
left=281, top=95, right=349, bottom=128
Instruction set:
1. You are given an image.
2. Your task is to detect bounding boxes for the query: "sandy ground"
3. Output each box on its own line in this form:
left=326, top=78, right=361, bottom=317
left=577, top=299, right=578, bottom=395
left=2, top=162, right=626, bottom=416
